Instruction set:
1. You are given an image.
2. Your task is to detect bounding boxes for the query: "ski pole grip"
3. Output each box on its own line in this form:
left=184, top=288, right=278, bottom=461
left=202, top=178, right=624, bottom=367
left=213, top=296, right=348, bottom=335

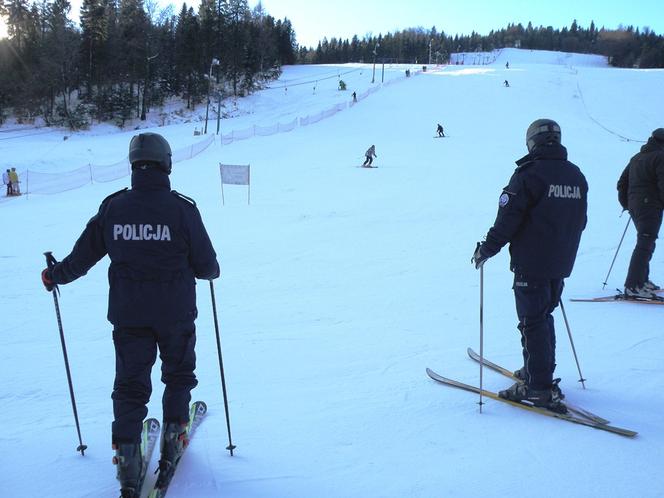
left=44, top=251, right=57, bottom=269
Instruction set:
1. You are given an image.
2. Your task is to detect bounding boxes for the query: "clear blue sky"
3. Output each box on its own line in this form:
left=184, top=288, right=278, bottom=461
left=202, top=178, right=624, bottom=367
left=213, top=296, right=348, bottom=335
left=259, top=0, right=664, bottom=48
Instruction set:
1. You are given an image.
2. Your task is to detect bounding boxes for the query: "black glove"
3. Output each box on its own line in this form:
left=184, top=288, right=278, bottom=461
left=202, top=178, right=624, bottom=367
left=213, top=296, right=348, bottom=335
left=471, top=242, right=489, bottom=269
left=41, top=268, right=56, bottom=292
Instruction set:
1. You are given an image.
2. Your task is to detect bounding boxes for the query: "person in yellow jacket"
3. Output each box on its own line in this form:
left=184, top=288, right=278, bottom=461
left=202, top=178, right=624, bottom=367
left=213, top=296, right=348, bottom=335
left=9, top=168, right=20, bottom=195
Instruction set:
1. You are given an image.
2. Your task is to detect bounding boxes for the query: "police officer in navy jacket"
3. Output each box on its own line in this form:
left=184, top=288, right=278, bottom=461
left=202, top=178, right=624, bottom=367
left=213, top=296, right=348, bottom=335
left=41, top=133, right=219, bottom=496
left=472, top=119, right=588, bottom=413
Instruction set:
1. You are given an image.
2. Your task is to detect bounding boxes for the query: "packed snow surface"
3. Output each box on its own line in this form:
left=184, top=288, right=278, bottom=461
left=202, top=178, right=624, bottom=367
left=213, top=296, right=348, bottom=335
left=1, top=48, right=663, bottom=497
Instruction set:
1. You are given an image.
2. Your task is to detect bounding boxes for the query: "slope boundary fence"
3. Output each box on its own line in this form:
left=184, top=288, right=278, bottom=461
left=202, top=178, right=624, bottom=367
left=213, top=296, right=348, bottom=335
left=3, top=134, right=214, bottom=199
left=219, top=67, right=424, bottom=145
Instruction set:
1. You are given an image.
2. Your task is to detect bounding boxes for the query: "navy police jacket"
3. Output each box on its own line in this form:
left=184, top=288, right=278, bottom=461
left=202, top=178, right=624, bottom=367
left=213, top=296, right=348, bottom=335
left=51, top=168, right=220, bottom=327
left=482, top=143, right=588, bottom=279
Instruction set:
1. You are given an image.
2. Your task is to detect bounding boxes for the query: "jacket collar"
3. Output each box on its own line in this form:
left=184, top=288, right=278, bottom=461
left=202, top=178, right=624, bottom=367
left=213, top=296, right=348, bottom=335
left=130, top=168, right=171, bottom=190
left=516, top=143, right=568, bottom=167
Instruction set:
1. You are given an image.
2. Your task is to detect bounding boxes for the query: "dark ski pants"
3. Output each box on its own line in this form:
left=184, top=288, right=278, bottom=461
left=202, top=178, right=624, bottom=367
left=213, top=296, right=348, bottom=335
left=513, top=276, right=564, bottom=390
left=362, top=156, right=373, bottom=166
left=111, top=321, right=198, bottom=444
left=625, top=207, right=662, bottom=289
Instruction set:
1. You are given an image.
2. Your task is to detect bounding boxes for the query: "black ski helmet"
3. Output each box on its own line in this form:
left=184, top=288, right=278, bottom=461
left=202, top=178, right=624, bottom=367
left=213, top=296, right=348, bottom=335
left=652, top=128, right=664, bottom=142
left=129, top=132, right=172, bottom=174
left=526, top=119, right=561, bottom=152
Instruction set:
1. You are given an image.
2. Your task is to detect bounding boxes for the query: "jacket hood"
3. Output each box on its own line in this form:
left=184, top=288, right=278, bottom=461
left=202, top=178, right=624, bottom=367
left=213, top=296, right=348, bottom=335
left=640, top=136, right=664, bottom=154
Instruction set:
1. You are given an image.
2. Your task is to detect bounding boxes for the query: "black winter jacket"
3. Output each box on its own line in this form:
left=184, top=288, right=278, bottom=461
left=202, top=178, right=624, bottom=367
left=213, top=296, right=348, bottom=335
left=617, top=136, right=664, bottom=211
left=51, top=168, right=220, bottom=327
left=481, top=143, right=588, bottom=279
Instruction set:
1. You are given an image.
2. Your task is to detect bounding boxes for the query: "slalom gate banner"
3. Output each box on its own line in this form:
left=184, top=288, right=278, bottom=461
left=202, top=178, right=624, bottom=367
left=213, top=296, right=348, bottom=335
left=219, top=163, right=250, bottom=204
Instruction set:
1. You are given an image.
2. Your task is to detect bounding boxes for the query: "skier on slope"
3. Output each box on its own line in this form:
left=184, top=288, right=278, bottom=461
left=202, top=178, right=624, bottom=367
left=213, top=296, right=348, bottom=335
left=40, top=133, right=220, bottom=498
left=3, top=168, right=12, bottom=196
left=362, top=144, right=377, bottom=167
left=616, top=127, right=664, bottom=299
left=472, top=119, right=588, bottom=413
left=436, top=124, right=445, bottom=137
left=9, top=167, right=20, bottom=194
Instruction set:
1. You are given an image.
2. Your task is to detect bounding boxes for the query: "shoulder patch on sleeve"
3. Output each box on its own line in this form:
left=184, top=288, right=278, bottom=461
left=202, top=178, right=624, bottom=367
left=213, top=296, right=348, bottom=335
left=171, top=190, right=197, bottom=207
left=498, top=184, right=517, bottom=207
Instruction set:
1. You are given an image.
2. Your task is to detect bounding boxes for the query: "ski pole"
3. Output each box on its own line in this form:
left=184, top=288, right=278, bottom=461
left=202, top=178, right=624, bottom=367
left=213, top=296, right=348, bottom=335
left=559, top=299, right=586, bottom=389
left=602, top=217, right=631, bottom=289
left=478, top=261, right=485, bottom=413
left=209, top=280, right=236, bottom=456
left=43, top=251, right=87, bottom=456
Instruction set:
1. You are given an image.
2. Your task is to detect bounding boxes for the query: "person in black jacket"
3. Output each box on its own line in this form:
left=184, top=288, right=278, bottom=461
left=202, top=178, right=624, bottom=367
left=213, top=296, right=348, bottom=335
left=41, top=133, right=220, bottom=498
left=362, top=145, right=377, bottom=167
left=472, top=119, right=588, bottom=413
left=616, top=128, right=664, bottom=298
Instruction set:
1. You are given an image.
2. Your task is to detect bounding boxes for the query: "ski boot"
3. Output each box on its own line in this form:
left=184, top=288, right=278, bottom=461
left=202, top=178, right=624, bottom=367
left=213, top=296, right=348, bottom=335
left=644, top=280, right=661, bottom=292
left=624, top=285, right=658, bottom=299
left=512, top=368, right=565, bottom=400
left=499, top=379, right=567, bottom=413
left=513, top=366, right=526, bottom=382
left=113, top=443, right=142, bottom=498
left=154, top=422, right=189, bottom=488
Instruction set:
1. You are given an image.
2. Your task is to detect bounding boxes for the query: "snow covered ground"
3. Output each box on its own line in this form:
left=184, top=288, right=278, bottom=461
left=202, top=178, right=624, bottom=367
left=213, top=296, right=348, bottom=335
left=1, top=47, right=663, bottom=497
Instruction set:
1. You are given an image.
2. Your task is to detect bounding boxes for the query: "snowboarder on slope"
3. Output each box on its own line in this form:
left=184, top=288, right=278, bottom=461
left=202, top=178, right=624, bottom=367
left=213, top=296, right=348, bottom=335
left=40, top=133, right=220, bottom=498
left=616, top=127, right=664, bottom=298
left=436, top=124, right=445, bottom=137
left=471, top=119, right=587, bottom=412
left=363, top=145, right=377, bottom=167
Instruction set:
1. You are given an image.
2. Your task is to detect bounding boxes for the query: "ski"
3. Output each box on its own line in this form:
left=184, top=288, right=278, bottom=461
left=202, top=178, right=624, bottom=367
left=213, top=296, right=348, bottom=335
left=147, top=401, right=208, bottom=498
left=425, top=368, right=637, bottom=438
left=570, top=295, right=664, bottom=304
left=466, top=347, right=609, bottom=424
left=139, top=418, right=161, bottom=495
left=115, top=418, right=160, bottom=498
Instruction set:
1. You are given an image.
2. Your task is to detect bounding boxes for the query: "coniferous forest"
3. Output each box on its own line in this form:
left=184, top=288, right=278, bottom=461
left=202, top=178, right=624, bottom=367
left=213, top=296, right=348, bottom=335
left=0, top=0, right=296, bottom=128
left=0, top=0, right=662, bottom=131
left=299, top=21, right=664, bottom=69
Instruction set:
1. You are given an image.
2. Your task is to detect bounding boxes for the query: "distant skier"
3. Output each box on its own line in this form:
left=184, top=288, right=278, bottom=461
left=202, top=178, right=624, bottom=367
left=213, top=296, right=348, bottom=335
left=352, top=91, right=357, bottom=103
left=9, top=167, right=20, bottom=194
left=505, top=61, right=509, bottom=69
left=362, top=145, right=377, bottom=167
left=2, top=168, right=11, bottom=196
left=436, top=124, right=445, bottom=137
left=504, top=80, right=510, bottom=87
left=40, top=133, right=220, bottom=498
left=472, top=119, right=587, bottom=413
left=617, top=127, right=664, bottom=299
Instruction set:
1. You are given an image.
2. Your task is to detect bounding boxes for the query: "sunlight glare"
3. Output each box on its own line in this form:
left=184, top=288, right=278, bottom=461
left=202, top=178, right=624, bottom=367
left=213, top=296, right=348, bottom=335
left=0, top=16, right=8, bottom=40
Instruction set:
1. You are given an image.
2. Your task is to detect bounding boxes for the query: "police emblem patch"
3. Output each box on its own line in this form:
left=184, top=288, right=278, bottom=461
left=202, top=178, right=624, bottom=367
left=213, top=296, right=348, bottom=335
left=499, top=192, right=510, bottom=207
